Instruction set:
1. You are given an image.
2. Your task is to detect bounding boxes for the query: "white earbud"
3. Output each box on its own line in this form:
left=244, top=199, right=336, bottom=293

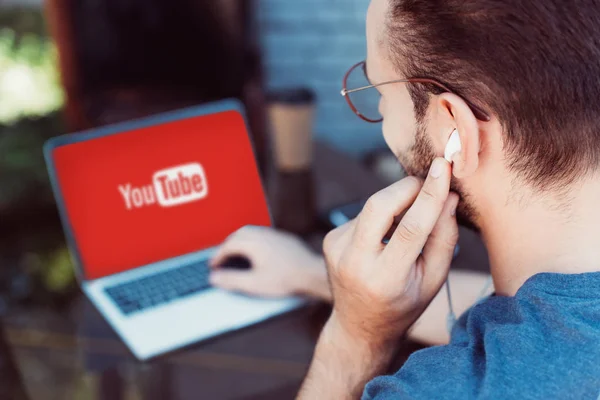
left=444, top=129, right=462, bottom=163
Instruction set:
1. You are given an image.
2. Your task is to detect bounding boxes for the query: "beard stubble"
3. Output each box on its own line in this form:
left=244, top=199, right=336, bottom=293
left=400, top=122, right=481, bottom=233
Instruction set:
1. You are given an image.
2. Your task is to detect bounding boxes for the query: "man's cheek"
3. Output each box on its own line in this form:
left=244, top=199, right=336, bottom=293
left=381, top=122, right=409, bottom=163
left=381, top=118, right=397, bottom=151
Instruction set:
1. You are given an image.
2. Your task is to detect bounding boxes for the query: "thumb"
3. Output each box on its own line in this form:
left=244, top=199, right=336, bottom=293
left=209, top=269, right=256, bottom=293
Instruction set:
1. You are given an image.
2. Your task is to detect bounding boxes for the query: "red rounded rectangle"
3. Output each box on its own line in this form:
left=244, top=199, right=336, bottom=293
left=52, top=110, right=270, bottom=280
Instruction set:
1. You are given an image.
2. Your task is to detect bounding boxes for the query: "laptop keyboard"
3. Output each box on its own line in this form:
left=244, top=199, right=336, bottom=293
left=104, top=260, right=211, bottom=316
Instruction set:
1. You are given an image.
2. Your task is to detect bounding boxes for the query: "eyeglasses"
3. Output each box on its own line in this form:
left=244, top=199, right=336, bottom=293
left=341, top=60, right=491, bottom=123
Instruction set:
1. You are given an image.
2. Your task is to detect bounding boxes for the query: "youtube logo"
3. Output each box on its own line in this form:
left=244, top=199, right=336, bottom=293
left=118, top=163, right=208, bottom=210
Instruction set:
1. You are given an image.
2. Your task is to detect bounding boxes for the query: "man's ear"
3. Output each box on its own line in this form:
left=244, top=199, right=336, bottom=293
left=436, top=93, right=481, bottom=179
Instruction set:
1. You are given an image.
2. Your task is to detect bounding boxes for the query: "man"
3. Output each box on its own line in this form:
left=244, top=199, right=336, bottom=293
left=210, top=0, right=600, bottom=398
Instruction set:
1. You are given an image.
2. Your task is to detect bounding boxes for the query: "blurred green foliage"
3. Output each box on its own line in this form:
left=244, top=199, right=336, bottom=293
left=44, top=247, right=76, bottom=293
left=0, top=8, right=73, bottom=297
left=0, top=111, right=63, bottom=210
left=0, top=7, right=64, bottom=210
left=0, top=7, right=49, bottom=38
left=0, top=27, right=64, bottom=124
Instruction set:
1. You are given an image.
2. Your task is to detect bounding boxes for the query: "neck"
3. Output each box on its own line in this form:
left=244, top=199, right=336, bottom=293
left=478, top=176, right=600, bottom=297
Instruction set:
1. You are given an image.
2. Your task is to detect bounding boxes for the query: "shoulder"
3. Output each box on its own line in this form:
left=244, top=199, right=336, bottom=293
left=362, top=343, right=483, bottom=400
left=362, top=274, right=600, bottom=400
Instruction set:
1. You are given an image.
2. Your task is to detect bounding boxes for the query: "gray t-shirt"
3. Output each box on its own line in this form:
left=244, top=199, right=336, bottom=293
left=362, top=272, right=600, bottom=400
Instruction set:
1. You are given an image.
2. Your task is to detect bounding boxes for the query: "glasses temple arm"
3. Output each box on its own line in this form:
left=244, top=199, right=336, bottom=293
left=341, top=77, right=492, bottom=122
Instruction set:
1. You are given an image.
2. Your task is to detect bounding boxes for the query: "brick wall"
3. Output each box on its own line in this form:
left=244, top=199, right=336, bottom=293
left=257, top=0, right=386, bottom=156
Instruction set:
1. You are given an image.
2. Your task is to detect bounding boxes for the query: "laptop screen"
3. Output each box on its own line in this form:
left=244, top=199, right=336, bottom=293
left=51, top=109, right=271, bottom=280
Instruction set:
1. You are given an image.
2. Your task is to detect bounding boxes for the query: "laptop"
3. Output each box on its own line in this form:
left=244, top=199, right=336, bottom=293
left=43, top=99, right=305, bottom=361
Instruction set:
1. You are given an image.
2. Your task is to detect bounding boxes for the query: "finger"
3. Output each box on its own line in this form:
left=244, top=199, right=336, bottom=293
left=418, top=192, right=460, bottom=292
left=383, top=158, right=452, bottom=262
left=351, top=177, right=423, bottom=253
left=209, top=228, right=257, bottom=267
left=209, top=270, right=256, bottom=293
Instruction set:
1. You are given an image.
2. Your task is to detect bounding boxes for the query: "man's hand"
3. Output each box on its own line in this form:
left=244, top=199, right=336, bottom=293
left=298, top=157, right=459, bottom=399
left=325, top=157, right=459, bottom=346
left=208, top=226, right=331, bottom=300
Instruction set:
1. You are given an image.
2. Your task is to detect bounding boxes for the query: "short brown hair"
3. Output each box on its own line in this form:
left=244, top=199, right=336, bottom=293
left=386, top=0, right=600, bottom=191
